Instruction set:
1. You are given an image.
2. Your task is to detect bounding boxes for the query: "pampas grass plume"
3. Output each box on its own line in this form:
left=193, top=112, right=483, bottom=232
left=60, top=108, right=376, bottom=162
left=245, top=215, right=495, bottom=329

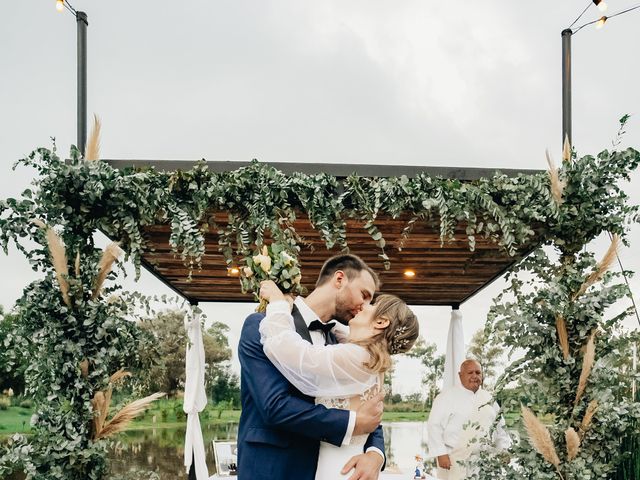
left=85, top=114, right=101, bottom=161
left=579, top=400, right=598, bottom=437
left=565, top=427, right=580, bottom=461
left=521, top=406, right=561, bottom=467
left=546, top=150, right=565, bottom=205
left=79, top=359, right=89, bottom=378
left=574, top=234, right=620, bottom=299
left=574, top=332, right=596, bottom=406
left=91, top=390, right=107, bottom=438
left=75, top=251, right=81, bottom=277
left=93, top=392, right=165, bottom=440
left=109, top=369, right=131, bottom=385
left=30, top=218, right=47, bottom=230
left=46, top=227, right=71, bottom=307
left=562, top=135, right=572, bottom=163
left=92, top=242, right=123, bottom=299
left=555, top=315, right=570, bottom=360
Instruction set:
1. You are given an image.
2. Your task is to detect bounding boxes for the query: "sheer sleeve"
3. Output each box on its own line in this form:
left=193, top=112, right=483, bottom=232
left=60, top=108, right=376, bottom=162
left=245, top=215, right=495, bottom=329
left=259, top=301, right=377, bottom=397
left=331, top=322, right=350, bottom=344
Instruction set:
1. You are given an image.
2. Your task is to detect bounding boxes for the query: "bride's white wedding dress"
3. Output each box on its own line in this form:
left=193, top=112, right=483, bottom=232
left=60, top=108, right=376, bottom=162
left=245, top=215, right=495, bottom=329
left=314, top=383, right=381, bottom=480
left=259, top=301, right=382, bottom=480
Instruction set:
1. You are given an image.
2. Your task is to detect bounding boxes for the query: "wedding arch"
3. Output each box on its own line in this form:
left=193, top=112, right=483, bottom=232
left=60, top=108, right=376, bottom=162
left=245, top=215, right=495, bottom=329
left=0, top=126, right=639, bottom=479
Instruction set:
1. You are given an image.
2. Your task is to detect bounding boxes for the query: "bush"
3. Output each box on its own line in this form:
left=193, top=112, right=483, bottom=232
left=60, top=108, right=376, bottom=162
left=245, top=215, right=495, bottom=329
left=0, top=397, right=10, bottom=410
left=19, top=399, right=33, bottom=409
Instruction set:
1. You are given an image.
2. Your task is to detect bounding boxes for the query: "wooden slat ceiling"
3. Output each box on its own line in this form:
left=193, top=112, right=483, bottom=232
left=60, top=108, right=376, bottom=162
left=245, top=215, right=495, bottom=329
left=141, top=213, right=532, bottom=306
left=105, top=160, right=542, bottom=306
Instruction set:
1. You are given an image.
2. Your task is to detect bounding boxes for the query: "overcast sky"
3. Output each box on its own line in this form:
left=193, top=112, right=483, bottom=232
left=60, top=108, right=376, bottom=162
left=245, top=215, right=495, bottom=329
left=1, top=1, right=639, bottom=395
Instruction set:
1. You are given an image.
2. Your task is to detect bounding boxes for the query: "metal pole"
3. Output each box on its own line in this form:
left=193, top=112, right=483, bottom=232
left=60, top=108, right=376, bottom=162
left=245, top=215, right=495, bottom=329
left=76, top=11, right=88, bottom=155
left=562, top=28, right=572, bottom=148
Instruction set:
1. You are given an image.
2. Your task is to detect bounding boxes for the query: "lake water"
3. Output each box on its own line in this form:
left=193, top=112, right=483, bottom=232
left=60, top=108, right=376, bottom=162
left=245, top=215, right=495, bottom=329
left=108, top=421, right=431, bottom=478
left=3, top=421, right=432, bottom=479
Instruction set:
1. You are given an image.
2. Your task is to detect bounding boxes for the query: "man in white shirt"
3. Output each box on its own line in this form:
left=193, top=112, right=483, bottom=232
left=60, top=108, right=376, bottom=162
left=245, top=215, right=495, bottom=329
left=427, top=359, right=511, bottom=479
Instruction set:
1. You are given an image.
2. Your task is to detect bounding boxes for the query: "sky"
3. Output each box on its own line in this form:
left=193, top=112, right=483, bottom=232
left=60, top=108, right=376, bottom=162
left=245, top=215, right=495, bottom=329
left=1, top=1, right=639, bottom=397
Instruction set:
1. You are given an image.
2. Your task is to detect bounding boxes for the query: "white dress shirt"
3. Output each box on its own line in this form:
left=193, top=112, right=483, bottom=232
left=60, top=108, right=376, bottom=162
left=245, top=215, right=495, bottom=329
left=267, top=298, right=385, bottom=463
left=427, top=386, right=511, bottom=458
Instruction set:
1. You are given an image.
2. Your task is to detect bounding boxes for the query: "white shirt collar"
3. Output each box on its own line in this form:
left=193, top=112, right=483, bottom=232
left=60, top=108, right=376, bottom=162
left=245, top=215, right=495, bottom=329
left=455, top=385, right=483, bottom=397
left=294, top=297, right=320, bottom=328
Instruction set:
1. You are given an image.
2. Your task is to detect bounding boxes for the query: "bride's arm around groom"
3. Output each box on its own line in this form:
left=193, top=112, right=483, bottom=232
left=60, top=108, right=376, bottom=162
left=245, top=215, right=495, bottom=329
left=236, top=254, right=386, bottom=480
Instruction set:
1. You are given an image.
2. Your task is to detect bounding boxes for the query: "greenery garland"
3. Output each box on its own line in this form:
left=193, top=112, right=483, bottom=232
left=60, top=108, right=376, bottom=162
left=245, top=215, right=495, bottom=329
left=0, top=124, right=638, bottom=478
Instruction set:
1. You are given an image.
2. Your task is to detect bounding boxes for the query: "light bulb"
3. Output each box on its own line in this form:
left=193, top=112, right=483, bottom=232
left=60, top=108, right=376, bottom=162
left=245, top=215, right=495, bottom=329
left=56, top=0, right=64, bottom=12
left=403, top=270, right=416, bottom=278
left=595, top=16, right=607, bottom=29
left=593, top=0, right=607, bottom=12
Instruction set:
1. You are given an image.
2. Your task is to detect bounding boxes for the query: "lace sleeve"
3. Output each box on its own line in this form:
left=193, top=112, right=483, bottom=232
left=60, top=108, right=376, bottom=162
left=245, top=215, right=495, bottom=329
left=259, top=301, right=377, bottom=397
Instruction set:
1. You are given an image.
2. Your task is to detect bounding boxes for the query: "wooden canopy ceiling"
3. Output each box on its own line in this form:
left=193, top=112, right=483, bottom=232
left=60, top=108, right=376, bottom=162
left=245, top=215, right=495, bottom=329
left=107, top=160, right=542, bottom=306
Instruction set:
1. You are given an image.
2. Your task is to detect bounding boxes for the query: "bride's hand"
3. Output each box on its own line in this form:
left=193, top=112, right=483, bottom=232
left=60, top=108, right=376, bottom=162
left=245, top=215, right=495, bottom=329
left=259, top=280, right=286, bottom=303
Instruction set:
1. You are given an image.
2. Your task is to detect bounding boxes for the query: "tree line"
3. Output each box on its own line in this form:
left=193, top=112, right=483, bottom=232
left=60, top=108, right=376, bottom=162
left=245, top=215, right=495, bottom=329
left=0, top=305, right=240, bottom=408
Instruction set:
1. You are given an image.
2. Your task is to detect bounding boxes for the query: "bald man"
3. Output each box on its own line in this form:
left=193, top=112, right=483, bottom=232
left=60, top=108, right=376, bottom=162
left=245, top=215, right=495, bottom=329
left=426, top=359, right=511, bottom=479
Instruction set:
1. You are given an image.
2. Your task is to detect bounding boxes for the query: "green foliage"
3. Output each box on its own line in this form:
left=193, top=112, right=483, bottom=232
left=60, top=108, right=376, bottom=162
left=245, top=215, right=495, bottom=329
left=406, top=337, right=445, bottom=407
left=476, top=251, right=640, bottom=478
left=0, top=133, right=638, bottom=479
left=0, top=265, right=150, bottom=479
left=136, top=310, right=232, bottom=395
left=467, top=327, right=505, bottom=387
left=0, top=307, right=27, bottom=395
left=240, top=243, right=305, bottom=300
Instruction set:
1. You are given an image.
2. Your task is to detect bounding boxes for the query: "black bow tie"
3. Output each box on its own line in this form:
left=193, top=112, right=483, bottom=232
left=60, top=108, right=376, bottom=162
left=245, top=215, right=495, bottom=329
left=308, top=320, right=335, bottom=335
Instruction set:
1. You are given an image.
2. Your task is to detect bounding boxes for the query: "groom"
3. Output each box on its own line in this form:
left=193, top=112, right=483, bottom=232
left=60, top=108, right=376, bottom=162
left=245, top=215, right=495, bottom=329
left=238, top=254, right=386, bottom=480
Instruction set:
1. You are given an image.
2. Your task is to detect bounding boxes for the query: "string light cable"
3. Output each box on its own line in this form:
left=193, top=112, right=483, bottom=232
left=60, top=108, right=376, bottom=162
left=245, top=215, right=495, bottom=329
left=607, top=232, right=640, bottom=327
left=571, top=3, right=640, bottom=34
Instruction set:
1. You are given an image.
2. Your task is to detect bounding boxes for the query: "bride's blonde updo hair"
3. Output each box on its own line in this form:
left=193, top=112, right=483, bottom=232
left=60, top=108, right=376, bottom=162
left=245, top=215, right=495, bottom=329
left=354, top=294, right=419, bottom=373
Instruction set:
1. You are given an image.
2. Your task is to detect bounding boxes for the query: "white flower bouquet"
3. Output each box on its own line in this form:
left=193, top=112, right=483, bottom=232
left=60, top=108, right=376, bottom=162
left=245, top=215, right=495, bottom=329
left=240, top=243, right=305, bottom=312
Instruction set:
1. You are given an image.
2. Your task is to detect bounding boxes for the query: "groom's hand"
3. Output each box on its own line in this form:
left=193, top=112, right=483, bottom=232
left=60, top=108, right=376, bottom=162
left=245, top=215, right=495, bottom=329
left=341, top=451, right=383, bottom=480
left=353, top=392, right=384, bottom=435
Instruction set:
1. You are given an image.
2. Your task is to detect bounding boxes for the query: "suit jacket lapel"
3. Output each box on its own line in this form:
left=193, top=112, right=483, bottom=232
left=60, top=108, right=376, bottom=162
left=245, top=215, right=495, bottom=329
left=291, top=304, right=313, bottom=344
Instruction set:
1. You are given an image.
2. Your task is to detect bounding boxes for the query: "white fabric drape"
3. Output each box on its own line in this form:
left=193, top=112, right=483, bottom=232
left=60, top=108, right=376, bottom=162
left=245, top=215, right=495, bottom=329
left=259, top=301, right=378, bottom=397
left=183, top=312, right=209, bottom=480
left=442, top=309, right=464, bottom=389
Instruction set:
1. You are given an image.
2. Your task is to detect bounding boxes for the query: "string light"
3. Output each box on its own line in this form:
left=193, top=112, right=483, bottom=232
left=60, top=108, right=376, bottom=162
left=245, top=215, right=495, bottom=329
left=227, top=267, right=240, bottom=277
left=572, top=3, right=640, bottom=34
left=593, top=0, right=607, bottom=12
left=403, top=269, right=416, bottom=278
left=55, top=0, right=78, bottom=16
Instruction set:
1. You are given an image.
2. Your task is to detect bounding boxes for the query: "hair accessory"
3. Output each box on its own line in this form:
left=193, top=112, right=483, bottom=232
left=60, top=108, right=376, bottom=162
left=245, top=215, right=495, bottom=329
left=389, top=325, right=410, bottom=354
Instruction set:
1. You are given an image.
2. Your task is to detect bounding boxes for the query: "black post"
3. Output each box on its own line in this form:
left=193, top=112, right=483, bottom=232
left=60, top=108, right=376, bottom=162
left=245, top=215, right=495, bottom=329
left=562, top=28, right=572, bottom=149
left=76, top=11, right=88, bottom=154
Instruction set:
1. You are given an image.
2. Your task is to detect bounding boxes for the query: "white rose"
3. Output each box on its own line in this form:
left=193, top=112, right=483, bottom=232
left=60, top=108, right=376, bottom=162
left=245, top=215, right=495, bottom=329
left=243, top=267, right=254, bottom=277
left=281, top=251, right=295, bottom=266
left=252, top=255, right=262, bottom=266
left=260, top=255, right=272, bottom=273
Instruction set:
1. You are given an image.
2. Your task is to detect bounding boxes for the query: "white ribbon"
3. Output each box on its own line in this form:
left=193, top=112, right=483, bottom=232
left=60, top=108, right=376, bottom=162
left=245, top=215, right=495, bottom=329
left=442, top=308, right=465, bottom=389
left=183, top=312, right=209, bottom=479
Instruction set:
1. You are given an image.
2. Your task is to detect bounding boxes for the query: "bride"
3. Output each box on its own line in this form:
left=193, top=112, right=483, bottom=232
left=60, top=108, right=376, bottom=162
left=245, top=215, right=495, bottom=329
left=258, top=280, right=419, bottom=480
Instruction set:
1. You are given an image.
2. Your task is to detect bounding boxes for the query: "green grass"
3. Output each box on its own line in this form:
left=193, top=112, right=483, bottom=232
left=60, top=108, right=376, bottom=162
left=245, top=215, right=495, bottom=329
left=0, top=398, right=433, bottom=437
left=0, top=405, right=33, bottom=436
left=383, top=411, right=428, bottom=422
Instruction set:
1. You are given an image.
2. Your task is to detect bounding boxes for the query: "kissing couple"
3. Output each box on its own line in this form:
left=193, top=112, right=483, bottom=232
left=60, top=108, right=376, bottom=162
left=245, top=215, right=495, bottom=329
left=237, top=254, right=420, bottom=480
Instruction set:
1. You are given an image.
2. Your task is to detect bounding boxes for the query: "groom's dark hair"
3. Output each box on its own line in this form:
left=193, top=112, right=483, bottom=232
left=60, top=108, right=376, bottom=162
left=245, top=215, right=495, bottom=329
left=315, top=254, right=380, bottom=288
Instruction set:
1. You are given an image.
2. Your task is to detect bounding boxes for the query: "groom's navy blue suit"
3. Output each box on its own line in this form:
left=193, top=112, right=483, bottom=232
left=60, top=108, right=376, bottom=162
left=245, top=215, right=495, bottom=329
left=237, top=306, right=385, bottom=480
